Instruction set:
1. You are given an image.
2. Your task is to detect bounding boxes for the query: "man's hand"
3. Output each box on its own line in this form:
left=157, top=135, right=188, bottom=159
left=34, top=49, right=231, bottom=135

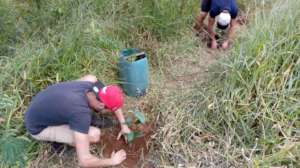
left=110, top=150, right=127, bottom=166
left=114, top=109, right=132, bottom=141
left=222, top=40, right=230, bottom=49
left=117, top=125, right=132, bottom=141
left=211, top=40, right=218, bottom=49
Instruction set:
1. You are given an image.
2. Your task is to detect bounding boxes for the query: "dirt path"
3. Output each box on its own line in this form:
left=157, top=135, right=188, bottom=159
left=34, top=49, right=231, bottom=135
left=163, top=15, right=247, bottom=91
left=163, top=47, right=221, bottom=90
left=92, top=31, right=224, bottom=168
left=153, top=18, right=247, bottom=168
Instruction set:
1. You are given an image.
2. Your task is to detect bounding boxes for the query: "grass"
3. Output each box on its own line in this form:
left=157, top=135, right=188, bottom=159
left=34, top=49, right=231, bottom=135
left=0, top=0, right=197, bottom=167
left=157, top=0, right=300, bottom=167
left=0, top=0, right=299, bottom=167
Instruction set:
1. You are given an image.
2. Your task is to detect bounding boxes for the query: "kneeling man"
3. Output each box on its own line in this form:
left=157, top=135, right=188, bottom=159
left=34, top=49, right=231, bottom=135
left=25, top=75, right=131, bottom=167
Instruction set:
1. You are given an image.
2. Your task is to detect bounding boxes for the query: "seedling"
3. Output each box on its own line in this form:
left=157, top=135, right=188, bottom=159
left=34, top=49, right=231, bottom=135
left=133, top=109, right=146, bottom=124
left=126, top=131, right=144, bottom=143
left=125, top=109, right=146, bottom=144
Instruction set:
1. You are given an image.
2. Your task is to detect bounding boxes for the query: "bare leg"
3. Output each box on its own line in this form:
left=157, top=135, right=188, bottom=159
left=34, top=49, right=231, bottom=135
left=31, top=125, right=101, bottom=146
left=194, top=11, right=208, bottom=32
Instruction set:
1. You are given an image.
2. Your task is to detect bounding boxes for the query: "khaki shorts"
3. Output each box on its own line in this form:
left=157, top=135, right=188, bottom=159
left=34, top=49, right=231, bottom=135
left=31, top=125, right=100, bottom=145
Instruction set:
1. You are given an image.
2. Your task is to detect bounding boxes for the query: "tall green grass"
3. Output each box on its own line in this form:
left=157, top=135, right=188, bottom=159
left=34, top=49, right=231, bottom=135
left=158, top=0, right=299, bottom=167
left=2, top=0, right=297, bottom=167
left=0, top=0, right=198, bottom=166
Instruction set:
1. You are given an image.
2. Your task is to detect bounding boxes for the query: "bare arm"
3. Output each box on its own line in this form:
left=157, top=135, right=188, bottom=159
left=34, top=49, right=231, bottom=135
left=74, top=131, right=113, bottom=167
left=114, top=109, right=132, bottom=139
left=207, top=16, right=216, bottom=40
left=207, top=16, right=218, bottom=49
left=222, top=19, right=239, bottom=49
left=194, top=12, right=208, bottom=31
left=226, top=19, right=238, bottom=43
left=114, top=109, right=126, bottom=124
left=74, top=131, right=126, bottom=168
left=86, top=92, right=105, bottom=112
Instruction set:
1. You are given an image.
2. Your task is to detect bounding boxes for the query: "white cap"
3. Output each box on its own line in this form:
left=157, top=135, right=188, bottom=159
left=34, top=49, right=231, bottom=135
left=217, top=12, right=231, bottom=26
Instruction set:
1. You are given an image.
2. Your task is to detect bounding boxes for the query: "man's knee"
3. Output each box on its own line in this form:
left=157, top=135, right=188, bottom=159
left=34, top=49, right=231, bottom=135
left=79, top=74, right=97, bottom=83
left=199, top=12, right=208, bottom=20
left=88, top=127, right=101, bottom=143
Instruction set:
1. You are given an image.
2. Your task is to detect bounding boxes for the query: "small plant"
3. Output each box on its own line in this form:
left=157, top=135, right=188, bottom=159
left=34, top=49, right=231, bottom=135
left=0, top=130, right=30, bottom=167
left=125, top=109, right=146, bottom=144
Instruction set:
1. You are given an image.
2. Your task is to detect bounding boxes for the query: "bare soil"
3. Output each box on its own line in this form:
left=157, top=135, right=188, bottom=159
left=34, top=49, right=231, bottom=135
left=100, top=123, right=155, bottom=168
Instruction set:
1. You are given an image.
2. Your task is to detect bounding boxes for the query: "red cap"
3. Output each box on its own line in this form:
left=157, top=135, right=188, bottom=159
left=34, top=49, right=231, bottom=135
left=98, top=85, right=124, bottom=112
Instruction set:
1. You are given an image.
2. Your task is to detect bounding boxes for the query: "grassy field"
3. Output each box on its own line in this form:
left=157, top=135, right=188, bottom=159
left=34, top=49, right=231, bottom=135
left=0, top=0, right=299, bottom=167
left=157, top=0, right=300, bottom=167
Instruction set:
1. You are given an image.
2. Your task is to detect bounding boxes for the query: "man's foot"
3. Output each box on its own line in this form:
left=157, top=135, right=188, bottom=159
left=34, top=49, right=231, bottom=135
left=221, top=40, right=231, bottom=49
left=91, top=114, right=116, bottom=128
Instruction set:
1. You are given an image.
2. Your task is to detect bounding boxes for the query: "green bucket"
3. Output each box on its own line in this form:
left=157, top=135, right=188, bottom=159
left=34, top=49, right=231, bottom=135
left=119, top=48, right=149, bottom=97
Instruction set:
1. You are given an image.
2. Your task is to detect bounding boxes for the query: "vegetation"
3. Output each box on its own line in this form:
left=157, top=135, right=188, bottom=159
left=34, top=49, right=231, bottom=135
left=0, top=0, right=299, bottom=167
left=157, top=0, right=300, bottom=167
left=0, top=0, right=197, bottom=167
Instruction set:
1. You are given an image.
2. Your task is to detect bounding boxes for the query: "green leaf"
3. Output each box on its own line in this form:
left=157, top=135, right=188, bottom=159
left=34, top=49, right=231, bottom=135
left=126, top=131, right=144, bottom=144
left=133, top=131, right=144, bottom=138
left=126, top=117, right=133, bottom=126
left=134, top=109, right=146, bottom=124
left=127, top=132, right=135, bottom=143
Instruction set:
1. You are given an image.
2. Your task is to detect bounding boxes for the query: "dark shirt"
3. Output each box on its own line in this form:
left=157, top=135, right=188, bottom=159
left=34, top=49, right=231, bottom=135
left=25, top=81, right=93, bottom=135
left=201, top=0, right=238, bottom=19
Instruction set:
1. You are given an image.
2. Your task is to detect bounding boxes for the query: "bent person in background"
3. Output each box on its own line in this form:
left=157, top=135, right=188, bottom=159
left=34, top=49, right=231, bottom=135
left=194, top=0, right=239, bottom=49
left=25, top=75, right=132, bottom=167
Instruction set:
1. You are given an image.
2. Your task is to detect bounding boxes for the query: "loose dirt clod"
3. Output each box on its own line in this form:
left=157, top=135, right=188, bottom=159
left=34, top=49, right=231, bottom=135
left=100, top=123, right=154, bottom=168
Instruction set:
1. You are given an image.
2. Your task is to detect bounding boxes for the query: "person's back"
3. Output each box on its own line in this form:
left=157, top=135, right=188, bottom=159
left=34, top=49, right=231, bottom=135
left=210, top=0, right=238, bottom=22
left=25, top=81, right=93, bottom=135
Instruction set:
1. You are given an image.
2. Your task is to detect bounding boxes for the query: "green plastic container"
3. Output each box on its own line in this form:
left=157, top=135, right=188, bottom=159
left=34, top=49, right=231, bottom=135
left=119, top=48, right=149, bottom=97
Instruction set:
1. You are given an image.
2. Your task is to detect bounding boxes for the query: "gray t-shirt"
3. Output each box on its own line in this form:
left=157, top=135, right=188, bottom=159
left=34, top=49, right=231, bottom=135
left=25, top=81, right=93, bottom=135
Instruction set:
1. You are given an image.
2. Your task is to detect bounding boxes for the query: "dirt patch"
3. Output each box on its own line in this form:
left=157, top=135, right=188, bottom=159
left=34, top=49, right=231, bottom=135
left=100, top=123, right=155, bottom=168
left=163, top=45, right=221, bottom=91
